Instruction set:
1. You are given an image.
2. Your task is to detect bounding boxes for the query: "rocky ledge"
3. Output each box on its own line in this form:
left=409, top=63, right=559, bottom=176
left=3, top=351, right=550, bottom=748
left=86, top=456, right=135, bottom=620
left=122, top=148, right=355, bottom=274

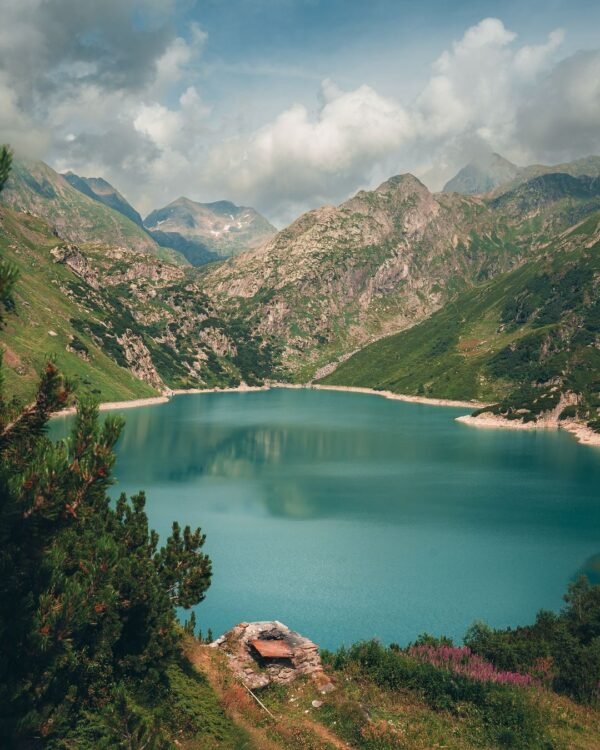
left=211, top=621, right=335, bottom=692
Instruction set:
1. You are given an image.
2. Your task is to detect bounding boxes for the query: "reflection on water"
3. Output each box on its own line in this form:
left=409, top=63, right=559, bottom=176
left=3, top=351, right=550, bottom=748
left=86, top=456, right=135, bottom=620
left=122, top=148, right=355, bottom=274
left=50, top=388, right=600, bottom=648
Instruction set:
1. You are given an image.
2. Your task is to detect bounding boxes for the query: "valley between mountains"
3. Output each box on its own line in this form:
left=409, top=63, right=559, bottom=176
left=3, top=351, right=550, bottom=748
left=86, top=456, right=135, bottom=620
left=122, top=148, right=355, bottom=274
left=1, top=153, right=599, bottom=442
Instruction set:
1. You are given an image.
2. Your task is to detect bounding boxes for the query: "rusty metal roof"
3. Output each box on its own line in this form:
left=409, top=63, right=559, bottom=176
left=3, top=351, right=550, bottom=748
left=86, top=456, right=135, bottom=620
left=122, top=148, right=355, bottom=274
left=249, top=639, right=293, bottom=659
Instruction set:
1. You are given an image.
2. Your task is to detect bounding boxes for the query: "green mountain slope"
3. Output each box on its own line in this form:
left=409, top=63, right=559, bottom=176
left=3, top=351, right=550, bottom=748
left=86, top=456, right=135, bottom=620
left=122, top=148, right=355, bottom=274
left=0, top=205, right=283, bottom=404
left=63, top=171, right=145, bottom=227
left=0, top=206, right=157, bottom=403
left=489, top=173, right=600, bottom=224
left=0, top=158, right=163, bottom=256
left=321, top=211, right=600, bottom=432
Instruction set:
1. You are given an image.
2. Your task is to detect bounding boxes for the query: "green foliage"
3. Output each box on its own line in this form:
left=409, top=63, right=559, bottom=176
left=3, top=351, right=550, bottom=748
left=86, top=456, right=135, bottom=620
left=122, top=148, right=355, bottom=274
left=326, top=640, right=552, bottom=749
left=0, top=144, right=12, bottom=192
left=465, top=578, right=600, bottom=704
left=156, top=522, right=212, bottom=608
left=67, top=685, right=172, bottom=749
left=411, top=632, right=455, bottom=648
left=0, top=356, right=212, bottom=746
left=0, top=145, right=18, bottom=320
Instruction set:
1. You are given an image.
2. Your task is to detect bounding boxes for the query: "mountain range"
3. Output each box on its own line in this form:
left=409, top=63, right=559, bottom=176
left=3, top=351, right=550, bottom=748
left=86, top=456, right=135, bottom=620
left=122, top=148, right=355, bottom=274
left=1, top=151, right=599, bottom=437
left=63, top=172, right=145, bottom=227
left=61, top=171, right=276, bottom=266
left=144, top=196, right=276, bottom=265
left=444, top=152, right=600, bottom=196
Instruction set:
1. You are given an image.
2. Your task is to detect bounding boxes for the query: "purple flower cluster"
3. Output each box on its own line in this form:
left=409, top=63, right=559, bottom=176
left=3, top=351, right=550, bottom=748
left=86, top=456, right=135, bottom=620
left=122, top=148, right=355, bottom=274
left=408, top=645, right=533, bottom=687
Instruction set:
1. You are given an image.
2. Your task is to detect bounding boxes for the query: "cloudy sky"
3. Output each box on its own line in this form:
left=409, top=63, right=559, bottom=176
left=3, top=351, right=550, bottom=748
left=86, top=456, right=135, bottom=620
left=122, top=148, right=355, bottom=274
left=1, top=0, right=599, bottom=225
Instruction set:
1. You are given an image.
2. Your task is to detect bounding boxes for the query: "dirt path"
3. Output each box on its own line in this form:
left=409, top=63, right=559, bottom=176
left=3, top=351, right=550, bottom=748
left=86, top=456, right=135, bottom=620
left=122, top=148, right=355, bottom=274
left=300, top=717, right=351, bottom=750
left=185, top=641, right=282, bottom=750
left=184, top=641, right=351, bottom=750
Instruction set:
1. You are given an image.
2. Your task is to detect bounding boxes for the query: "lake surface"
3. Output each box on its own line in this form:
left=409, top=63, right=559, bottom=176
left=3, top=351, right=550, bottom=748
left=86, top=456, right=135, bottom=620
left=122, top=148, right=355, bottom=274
left=51, top=388, right=600, bottom=650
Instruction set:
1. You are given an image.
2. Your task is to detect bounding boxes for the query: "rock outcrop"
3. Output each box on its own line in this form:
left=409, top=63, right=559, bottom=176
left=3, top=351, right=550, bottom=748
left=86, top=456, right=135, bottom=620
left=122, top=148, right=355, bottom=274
left=51, top=244, right=100, bottom=289
left=116, top=329, right=163, bottom=389
left=104, top=261, right=184, bottom=286
left=211, top=621, right=333, bottom=692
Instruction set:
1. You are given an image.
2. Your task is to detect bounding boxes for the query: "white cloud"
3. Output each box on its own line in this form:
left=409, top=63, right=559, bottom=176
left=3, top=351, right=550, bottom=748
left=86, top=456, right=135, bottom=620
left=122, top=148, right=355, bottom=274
left=1, top=8, right=599, bottom=225
left=0, top=3, right=211, bottom=214
left=513, top=29, right=565, bottom=77
left=202, top=18, right=583, bottom=221
left=201, top=81, right=411, bottom=221
left=0, top=72, right=49, bottom=155
left=152, top=24, right=207, bottom=94
left=516, top=49, right=600, bottom=162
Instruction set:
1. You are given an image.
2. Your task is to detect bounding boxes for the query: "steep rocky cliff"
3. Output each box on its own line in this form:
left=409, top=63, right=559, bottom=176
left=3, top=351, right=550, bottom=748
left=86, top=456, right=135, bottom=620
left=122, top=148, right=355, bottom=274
left=202, top=174, right=521, bottom=378
left=0, top=204, right=282, bottom=403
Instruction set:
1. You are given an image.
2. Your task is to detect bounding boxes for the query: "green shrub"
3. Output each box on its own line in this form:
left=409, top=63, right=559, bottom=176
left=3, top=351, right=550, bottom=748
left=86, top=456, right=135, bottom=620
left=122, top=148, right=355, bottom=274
left=326, top=640, right=552, bottom=748
left=559, top=405, right=578, bottom=420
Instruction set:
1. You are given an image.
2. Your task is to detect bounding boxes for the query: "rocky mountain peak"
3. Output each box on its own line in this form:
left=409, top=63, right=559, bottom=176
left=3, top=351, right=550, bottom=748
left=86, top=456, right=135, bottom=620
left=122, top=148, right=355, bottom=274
left=443, top=153, right=520, bottom=195
left=375, top=173, right=429, bottom=195
left=143, top=195, right=277, bottom=264
left=63, top=171, right=144, bottom=227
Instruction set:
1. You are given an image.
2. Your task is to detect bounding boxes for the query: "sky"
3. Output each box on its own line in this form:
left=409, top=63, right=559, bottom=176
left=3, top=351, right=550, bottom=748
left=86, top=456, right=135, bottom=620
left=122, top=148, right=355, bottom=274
left=1, top=0, right=599, bottom=226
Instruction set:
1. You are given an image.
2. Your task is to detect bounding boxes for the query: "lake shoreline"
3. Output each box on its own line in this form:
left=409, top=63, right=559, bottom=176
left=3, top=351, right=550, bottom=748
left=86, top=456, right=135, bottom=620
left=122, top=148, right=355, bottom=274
left=289, top=383, right=489, bottom=408
left=51, top=383, right=271, bottom=417
left=52, top=382, right=487, bottom=418
left=456, top=414, right=600, bottom=448
left=50, top=383, right=600, bottom=448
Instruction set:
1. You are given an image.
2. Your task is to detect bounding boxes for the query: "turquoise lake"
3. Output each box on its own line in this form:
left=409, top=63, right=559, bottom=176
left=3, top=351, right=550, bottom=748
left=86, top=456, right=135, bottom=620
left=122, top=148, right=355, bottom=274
left=51, top=388, right=600, bottom=650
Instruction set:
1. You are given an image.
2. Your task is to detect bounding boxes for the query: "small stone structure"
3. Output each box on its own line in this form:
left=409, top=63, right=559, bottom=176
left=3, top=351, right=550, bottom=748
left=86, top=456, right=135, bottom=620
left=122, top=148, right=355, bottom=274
left=211, top=621, right=334, bottom=692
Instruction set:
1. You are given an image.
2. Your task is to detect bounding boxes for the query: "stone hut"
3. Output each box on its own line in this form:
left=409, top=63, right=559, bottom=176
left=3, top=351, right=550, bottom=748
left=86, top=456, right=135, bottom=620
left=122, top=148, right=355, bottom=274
left=211, top=620, right=334, bottom=692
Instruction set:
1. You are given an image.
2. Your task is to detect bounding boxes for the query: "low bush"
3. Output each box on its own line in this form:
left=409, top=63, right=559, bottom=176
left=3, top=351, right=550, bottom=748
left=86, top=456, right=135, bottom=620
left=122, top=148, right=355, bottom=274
left=465, top=578, right=600, bottom=704
left=325, top=640, right=552, bottom=749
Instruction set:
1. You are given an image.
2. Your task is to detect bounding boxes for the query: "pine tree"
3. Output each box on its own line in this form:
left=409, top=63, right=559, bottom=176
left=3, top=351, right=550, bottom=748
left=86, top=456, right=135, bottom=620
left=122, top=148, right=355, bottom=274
left=184, top=610, right=197, bottom=636
left=0, top=144, right=11, bottom=190
left=0, top=145, right=17, bottom=318
left=0, top=148, right=213, bottom=746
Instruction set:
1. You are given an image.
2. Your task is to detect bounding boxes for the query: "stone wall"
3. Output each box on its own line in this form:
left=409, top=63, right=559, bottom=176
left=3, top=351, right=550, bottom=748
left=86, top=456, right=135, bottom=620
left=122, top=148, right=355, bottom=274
left=211, top=621, right=333, bottom=692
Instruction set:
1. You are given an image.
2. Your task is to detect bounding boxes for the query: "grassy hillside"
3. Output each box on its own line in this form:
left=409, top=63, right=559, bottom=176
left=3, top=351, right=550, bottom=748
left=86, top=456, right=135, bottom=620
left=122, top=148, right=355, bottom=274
left=1, top=158, right=164, bottom=254
left=0, top=206, right=157, bottom=403
left=129, top=576, right=600, bottom=749
left=63, top=172, right=145, bottom=227
left=0, top=204, right=284, bottom=404
left=321, top=212, right=600, bottom=431
left=97, top=625, right=600, bottom=750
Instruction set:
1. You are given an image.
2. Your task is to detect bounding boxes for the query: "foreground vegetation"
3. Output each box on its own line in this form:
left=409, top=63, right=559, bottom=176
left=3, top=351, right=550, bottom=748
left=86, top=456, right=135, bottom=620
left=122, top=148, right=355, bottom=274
left=0, top=146, right=214, bottom=748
